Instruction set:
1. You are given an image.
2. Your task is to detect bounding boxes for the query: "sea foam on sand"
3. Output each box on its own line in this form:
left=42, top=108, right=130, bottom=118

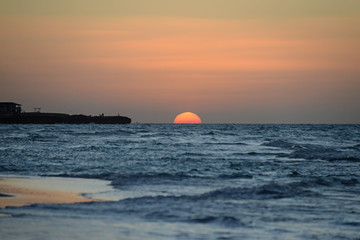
left=0, top=175, right=114, bottom=209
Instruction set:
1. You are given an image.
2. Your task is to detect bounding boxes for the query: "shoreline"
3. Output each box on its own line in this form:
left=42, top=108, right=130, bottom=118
left=0, top=175, right=113, bottom=209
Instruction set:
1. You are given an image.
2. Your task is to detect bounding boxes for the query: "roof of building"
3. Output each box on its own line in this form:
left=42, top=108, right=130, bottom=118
left=0, top=102, right=22, bottom=106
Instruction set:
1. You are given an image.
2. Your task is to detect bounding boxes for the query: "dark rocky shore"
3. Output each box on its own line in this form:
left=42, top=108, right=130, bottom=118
left=0, top=112, right=131, bottom=124
left=0, top=102, right=131, bottom=124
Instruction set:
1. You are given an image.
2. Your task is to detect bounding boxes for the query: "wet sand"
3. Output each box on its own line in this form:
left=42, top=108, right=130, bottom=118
left=0, top=176, right=112, bottom=209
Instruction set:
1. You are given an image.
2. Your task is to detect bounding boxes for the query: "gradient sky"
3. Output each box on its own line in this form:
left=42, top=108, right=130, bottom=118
left=1, top=0, right=360, bottom=123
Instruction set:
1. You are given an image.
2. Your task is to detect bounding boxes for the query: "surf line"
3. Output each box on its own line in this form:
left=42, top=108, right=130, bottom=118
left=0, top=175, right=115, bottom=210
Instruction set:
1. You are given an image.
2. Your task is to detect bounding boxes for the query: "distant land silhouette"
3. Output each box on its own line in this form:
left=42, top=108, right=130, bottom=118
left=0, top=102, right=131, bottom=124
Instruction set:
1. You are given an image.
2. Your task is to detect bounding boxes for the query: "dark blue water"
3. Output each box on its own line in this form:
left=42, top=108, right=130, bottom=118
left=1, top=124, right=360, bottom=239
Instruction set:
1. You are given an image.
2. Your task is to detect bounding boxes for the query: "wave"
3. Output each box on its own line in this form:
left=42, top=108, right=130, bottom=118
left=236, top=151, right=275, bottom=156
left=285, top=149, right=360, bottom=162
left=191, top=216, right=244, bottom=227
left=44, top=172, right=199, bottom=186
left=99, top=178, right=330, bottom=205
left=180, top=152, right=208, bottom=157
left=262, top=139, right=297, bottom=149
left=326, top=156, right=360, bottom=162
left=195, top=184, right=316, bottom=201
left=218, top=173, right=253, bottom=179
left=63, top=128, right=137, bottom=137
left=110, top=173, right=194, bottom=187
left=192, top=177, right=358, bottom=201
left=299, top=176, right=359, bottom=187
left=201, top=130, right=239, bottom=137
left=0, top=193, right=13, bottom=197
left=44, top=171, right=257, bottom=189
left=262, top=139, right=360, bottom=162
left=44, top=172, right=114, bottom=180
left=110, top=172, right=256, bottom=187
left=205, top=142, right=247, bottom=146
left=344, top=144, right=360, bottom=150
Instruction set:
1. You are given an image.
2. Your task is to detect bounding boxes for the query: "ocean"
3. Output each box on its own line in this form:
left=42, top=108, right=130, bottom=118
left=0, top=124, right=360, bottom=239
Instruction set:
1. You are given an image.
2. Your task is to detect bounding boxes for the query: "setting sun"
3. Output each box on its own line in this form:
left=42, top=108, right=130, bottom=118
left=173, top=112, right=202, bottom=124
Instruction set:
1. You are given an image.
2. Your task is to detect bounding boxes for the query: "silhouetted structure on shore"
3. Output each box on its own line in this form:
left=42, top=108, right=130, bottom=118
left=0, top=102, right=131, bottom=124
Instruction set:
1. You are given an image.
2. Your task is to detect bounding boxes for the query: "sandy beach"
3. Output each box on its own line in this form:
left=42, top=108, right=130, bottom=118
left=0, top=176, right=113, bottom=209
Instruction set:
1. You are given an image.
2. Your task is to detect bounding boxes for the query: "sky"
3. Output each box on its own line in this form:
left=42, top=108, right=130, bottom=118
left=1, top=0, right=360, bottom=123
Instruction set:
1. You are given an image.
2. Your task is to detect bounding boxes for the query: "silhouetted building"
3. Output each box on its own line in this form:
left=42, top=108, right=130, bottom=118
left=0, top=102, right=21, bottom=115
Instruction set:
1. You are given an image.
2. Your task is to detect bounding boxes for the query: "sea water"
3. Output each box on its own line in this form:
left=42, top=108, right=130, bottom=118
left=0, top=124, right=360, bottom=239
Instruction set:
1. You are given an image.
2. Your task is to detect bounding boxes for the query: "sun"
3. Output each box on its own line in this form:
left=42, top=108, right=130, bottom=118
left=173, top=112, right=202, bottom=124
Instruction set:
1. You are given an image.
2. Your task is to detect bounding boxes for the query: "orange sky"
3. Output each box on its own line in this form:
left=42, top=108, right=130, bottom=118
left=1, top=1, right=360, bottom=123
